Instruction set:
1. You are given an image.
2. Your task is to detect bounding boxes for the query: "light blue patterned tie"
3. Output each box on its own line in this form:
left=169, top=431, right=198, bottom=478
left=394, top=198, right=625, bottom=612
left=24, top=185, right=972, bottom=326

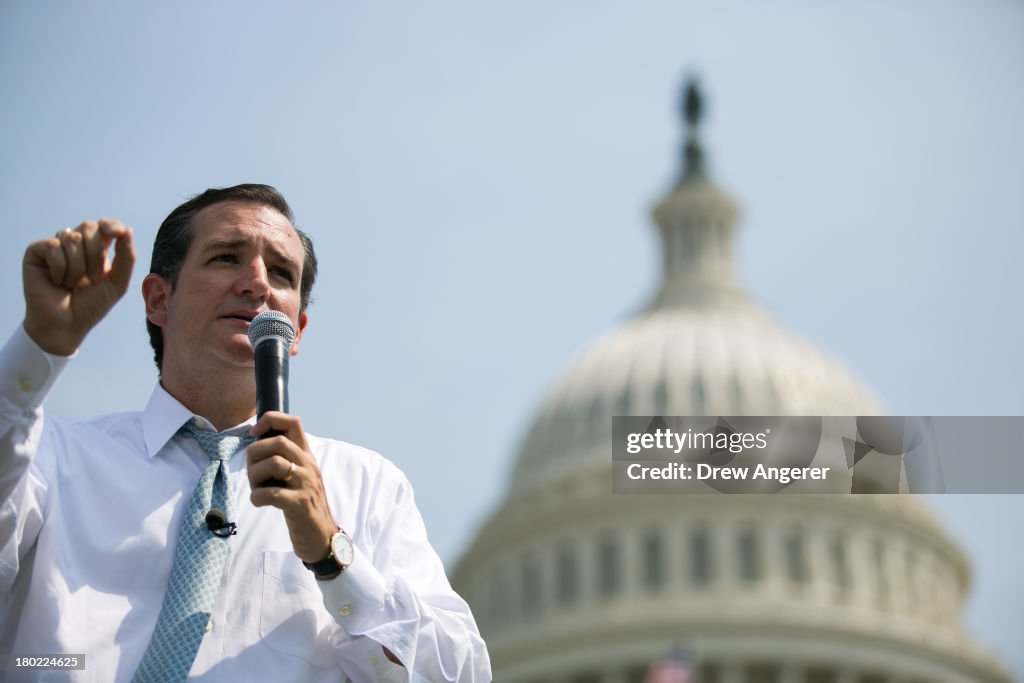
left=132, top=424, right=255, bottom=683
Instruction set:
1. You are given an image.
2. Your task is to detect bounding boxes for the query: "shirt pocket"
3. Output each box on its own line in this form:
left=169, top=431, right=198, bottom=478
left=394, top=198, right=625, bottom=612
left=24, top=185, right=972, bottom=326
left=260, top=550, right=337, bottom=669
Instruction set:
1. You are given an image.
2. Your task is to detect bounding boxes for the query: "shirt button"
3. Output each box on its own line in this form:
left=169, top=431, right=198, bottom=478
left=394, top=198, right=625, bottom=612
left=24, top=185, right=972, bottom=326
left=370, top=655, right=379, bottom=665
left=19, top=378, right=33, bottom=393
left=205, top=619, right=214, bottom=633
left=193, top=418, right=205, bottom=428
left=338, top=604, right=352, bottom=617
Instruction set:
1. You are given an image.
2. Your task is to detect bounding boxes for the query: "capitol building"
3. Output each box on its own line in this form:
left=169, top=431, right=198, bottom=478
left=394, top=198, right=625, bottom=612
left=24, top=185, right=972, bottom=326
left=451, top=82, right=1012, bottom=683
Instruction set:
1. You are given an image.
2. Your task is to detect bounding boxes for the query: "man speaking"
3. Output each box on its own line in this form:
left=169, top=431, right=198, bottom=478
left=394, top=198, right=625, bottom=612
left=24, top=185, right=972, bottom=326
left=0, top=184, right=490, bottom=682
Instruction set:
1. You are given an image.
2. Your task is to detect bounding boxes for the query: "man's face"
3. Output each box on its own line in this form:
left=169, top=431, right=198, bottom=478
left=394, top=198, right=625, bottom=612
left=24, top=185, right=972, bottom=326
left=143, top=200, right=308, bottom=378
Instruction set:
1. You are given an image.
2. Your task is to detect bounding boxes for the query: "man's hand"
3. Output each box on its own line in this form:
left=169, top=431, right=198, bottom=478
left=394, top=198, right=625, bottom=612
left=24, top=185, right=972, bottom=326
left=248, top=412, right=339, bottom=564
left=23, top=219, right=135, bottom=356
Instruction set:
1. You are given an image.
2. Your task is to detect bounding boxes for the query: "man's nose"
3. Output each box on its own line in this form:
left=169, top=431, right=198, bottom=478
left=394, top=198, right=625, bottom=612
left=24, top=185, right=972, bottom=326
left=236, top=257, right=270, bottom=299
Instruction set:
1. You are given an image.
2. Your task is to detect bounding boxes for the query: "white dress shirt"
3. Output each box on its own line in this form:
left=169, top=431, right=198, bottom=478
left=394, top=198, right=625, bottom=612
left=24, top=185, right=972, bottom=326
left=0, top=327, right=490, bottom=682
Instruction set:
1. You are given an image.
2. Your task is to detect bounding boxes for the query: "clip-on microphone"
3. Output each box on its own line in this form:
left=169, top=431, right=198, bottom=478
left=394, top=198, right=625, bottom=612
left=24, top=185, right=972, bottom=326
left=205, top=509, right=237, bottom=537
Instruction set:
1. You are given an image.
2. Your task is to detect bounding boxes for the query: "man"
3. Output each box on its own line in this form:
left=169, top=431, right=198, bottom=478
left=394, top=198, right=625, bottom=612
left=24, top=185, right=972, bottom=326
left=0, top=184, right=490, bottom=682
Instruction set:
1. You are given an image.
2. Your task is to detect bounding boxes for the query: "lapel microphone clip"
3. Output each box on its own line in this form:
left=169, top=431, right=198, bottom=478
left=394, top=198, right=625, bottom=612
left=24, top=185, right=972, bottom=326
left=205, top=509, right=237, bottom=537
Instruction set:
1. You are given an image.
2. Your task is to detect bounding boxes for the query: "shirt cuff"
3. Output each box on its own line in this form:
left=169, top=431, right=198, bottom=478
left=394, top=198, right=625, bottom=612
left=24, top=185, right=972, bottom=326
left=0, top=326, right=73, bottom=411
left=316, top=544, right=390, bottom=635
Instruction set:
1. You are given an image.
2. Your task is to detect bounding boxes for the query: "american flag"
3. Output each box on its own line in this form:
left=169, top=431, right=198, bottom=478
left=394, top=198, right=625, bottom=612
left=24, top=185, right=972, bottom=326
left=644, top=647, right=691, bottom=683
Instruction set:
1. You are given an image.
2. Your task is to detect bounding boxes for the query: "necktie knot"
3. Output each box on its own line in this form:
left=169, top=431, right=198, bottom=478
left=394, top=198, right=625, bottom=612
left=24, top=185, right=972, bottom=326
left=181, top=424, right=255, bottom=462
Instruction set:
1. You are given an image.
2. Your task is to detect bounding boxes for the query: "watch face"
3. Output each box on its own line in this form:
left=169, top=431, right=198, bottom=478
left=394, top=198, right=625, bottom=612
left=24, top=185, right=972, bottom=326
left=332, top=532, right=355, bottom=567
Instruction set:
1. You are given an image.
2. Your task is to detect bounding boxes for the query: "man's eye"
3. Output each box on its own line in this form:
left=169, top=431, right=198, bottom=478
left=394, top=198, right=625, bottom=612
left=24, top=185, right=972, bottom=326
left=210, top=253, right=237, bottom=263
left=272, top=268, right=295, bottom=283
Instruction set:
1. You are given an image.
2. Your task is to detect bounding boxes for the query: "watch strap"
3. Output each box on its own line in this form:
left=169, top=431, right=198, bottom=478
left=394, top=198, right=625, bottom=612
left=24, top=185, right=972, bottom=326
left=303, top=554, right=342, bottom=577
left=303, top=529, right=350, bottom=577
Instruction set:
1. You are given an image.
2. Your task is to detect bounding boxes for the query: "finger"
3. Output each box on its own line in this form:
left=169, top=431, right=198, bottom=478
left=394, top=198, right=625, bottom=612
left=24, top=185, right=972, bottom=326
left=247, top=454, right=298, bottom=490
left=57, top=229, right=87, bottom=289
left=250, top=412, right=309, bottom=451
left=247, top=434, right=318, bottom=491
left=246, top=434, right=313, bottom=490
left=248, top=480, right=323, bottom=511
left=250, top=483, right=299, bottom=510
left=78, top=220, right=104, bottom=283
left=25, top=238, right=69, bottom=287
left=97, top=217, right=130, bottom=241
left=246, top=433, right=308, bottom=466
left=108, top=227, right=135, bottom=296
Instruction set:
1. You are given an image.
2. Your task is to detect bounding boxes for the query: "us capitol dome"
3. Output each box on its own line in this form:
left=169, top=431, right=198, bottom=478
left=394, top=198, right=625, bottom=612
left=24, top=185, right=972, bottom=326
left=451, top=80, right=1011, bottom=683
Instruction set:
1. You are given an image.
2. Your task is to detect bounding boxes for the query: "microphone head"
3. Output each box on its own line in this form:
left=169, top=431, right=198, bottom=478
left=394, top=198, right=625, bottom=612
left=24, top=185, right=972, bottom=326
left=205, top=508, right=227, bottom=529
left=247, top=310, right=296, bottom=349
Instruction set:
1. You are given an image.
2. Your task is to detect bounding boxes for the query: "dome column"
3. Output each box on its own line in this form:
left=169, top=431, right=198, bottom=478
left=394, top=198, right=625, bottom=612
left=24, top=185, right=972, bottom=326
left=889, top=540, right=913, bottom=617
left=924, top=552, right=946, bottom=626
left=849, top=527, right=875, bottom=611
left=603, top=670, right=630, bottom=683
left=663, top=520, right=684, bottom=596
left=808, top=525, right=833, bottom=606
left=779, top=662, right=802, bottom=683
left=578, top=532, right=597, bottom=611
left=835, top=667, right=858, bottom=683
left=719, top=660, right=743, bottom=683
left=714, top=517, right=738, bottom=594
left=940, top=561, right=962, bottom=628
left=763, top=519, right=788, bottom=597
left=880, top=537, right=901, bottom=615
left=621, top=528, right=642, bottom=600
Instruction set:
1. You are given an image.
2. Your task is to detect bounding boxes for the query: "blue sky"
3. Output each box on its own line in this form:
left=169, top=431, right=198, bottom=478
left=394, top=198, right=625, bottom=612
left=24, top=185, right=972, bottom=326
left=2, top=1, right=1021, bottom=677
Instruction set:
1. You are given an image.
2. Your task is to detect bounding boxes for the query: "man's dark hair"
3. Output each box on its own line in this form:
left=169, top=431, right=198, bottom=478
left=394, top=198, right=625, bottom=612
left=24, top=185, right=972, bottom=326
left=147, top=183, right=319, bottom=372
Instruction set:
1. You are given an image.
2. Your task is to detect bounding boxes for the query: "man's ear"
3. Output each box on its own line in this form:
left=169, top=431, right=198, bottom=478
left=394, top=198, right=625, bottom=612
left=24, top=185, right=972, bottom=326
left=290, top=311, right=308, bottom=357
left=142, top=273, right=171, bottom=327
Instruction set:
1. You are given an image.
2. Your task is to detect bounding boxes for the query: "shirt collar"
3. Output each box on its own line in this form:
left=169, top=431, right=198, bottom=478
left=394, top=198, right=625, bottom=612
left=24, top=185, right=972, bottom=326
left=142, top=383, right=194, bottom=458
left=141, top=382, right=255, bottom=458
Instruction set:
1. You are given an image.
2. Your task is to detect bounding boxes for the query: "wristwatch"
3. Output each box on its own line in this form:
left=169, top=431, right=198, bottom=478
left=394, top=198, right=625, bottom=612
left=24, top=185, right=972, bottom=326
left=303, top=529, right=355, bottom=579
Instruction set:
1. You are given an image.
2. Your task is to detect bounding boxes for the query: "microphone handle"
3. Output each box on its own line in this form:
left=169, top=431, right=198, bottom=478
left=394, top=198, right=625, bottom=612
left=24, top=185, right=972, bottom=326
left=255, top=338, right=289, bottom=416
left=255, top=337, right=290, bottom=488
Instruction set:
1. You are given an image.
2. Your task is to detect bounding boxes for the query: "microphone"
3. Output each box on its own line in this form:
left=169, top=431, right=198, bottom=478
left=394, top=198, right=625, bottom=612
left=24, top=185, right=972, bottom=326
left=205, top=509, right=237, bottom=537
left=247, top=311, right=297, bottom=488
left=248, top=310, right=296, bottom=417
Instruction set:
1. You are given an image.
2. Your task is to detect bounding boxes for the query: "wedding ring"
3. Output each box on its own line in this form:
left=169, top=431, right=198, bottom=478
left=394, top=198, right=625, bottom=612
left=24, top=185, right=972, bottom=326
left=282, top=461, right=296, bottom=482
left=55, top=227, right=72, bottom=238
